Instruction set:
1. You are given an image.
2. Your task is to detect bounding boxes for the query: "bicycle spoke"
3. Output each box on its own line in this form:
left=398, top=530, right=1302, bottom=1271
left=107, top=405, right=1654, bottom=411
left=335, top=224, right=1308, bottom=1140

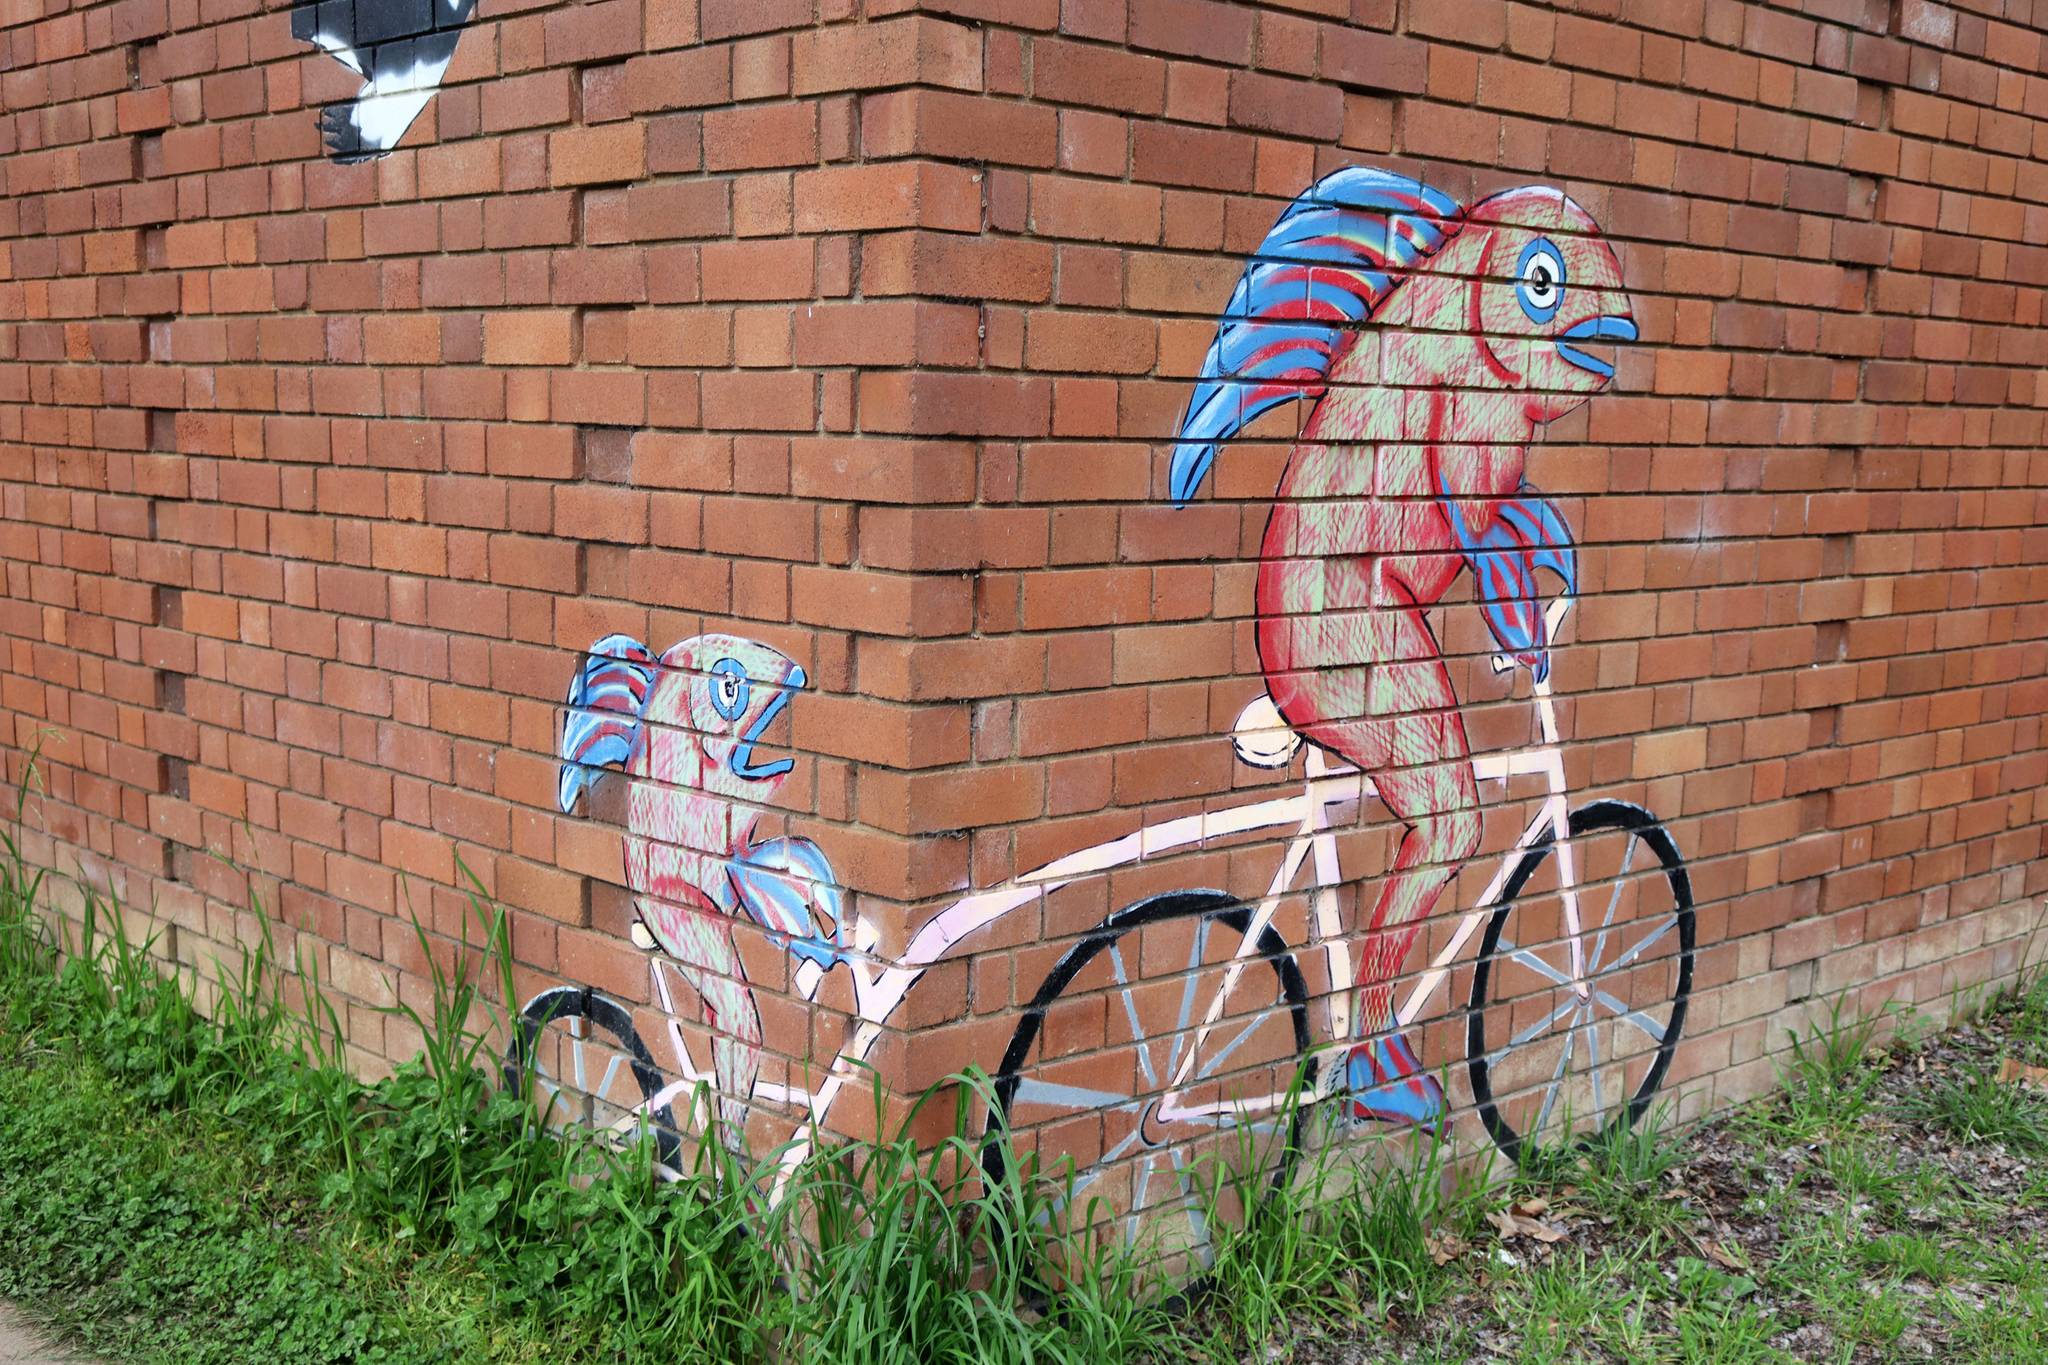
left=597, top=1052, right=626, bottom=1106
left=1497, top=935, right=1574, bottom=990
left=532, top=1075, right=564, bottom=1122
left=1054, top=1132, right=1144, bottom=1229
left=1585, top=1016, right=1605, bottom=1131
left=1533, top=1005, right=1582, bottom=1139
left=1166, top=914, right=1210, bottom=1083
left=1011, top=1078, right=1139, bottom=1114
left=1592, top=987, right=1667, bottom=1044
left=601, top=1112, right=650, bottom=1144
left=1602, top=913, right=1677, bottom=976
left=1488, top=994, right=1581, bottom=1070
left=1171, top=1145, right=1212, bottom=1263
left=514, top=1000, right=682, bottom=1171
left=1166, top=1107, right=1287, bottom=1135
left=1133, top=1152, right=1157, bottom=1225
left=1585, top=833, right=1639, bottom=977
left=1041, top=1127, right=1149, bottom=1232
left=1109, top=946, right=1159, bottom=1089
left=1098, top=1125, right=1146, bottom=1167
left=1195, top=1006, right=1281, bottom=1082
left=1000, top=898, right=1304, bottom=1262
left=1045, top=1166, right=1108, bottom=1231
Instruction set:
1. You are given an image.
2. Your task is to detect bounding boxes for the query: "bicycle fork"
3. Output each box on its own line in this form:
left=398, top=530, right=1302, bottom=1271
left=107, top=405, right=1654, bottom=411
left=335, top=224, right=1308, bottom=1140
left=1155, top=680, right=1591, bottom=1128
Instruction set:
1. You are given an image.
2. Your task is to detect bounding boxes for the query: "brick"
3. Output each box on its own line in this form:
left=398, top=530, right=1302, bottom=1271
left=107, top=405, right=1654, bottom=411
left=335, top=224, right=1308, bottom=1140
left=549, top=123, right=646, bottom=187
left=705, top=102, right=818, bottom=171
left=1029, top=176, right=1161, bottom=245
left=483, top=312, right=576, bottom=367
left=1131, top=122, right=1257, bottom=192
left=703, top=238, right=815, bottom=300
left=794, top=162, right=982, bottom=233
left=792, top=16, right=983, bottom=95
left=1032, top=38, right=1166, bottom=115
left=861, top=231, right=1054, bottom=302
left=551, top=372, right=647, bottom=426
left=862, top=89, right=1059, bottom=168
left=1227, top=69, right=1343, bottom=139
left=1321, top=27, right=1427, bottom=94
left=1127, top=0, right=1252, bottom=63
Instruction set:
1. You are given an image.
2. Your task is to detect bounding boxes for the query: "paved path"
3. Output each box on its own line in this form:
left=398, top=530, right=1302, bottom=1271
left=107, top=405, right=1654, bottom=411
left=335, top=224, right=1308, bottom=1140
left=0, top=1304, right=90, bottom=1364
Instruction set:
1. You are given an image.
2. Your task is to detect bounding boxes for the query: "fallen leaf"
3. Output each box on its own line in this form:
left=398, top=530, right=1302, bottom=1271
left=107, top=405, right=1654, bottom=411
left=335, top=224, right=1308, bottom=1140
left=1701, top=1239, right=1748, bottom=1271
left=1998, top=1057, right=2048, bottom=1089
left=1511, top=1195, right=1550, bottom=1218
left=1425, top=1228, right=1468, bottom=1266
left=1489, top=1207, right=1569, bottom=1244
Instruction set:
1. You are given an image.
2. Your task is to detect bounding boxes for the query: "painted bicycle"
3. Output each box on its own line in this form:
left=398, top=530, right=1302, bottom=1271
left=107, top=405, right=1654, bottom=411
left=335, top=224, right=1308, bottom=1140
left=508, top=165, right=1694, bottom=1261
left=506, top=600, right=1694, bottom=1258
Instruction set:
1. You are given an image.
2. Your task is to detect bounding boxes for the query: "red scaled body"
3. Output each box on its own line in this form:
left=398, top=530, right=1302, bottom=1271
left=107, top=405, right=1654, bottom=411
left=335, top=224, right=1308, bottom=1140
left=559, top=632, right=826, bottom=1144
left=1171, top=172, right=1635, bottom=1123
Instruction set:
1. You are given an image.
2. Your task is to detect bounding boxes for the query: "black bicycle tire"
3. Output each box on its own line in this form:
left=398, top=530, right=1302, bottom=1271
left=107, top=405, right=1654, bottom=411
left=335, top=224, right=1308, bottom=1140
left=1466, top=799, right=1695, bottom=1165
left=505, top=986, right=683, bottom=1169
left=984, top=889, right=1314, bottom=1238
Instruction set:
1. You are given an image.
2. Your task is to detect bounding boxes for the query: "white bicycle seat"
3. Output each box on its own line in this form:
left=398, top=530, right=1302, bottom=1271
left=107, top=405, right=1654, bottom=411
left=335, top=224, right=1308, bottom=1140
left=1232, top=694, right=1303, bottom=769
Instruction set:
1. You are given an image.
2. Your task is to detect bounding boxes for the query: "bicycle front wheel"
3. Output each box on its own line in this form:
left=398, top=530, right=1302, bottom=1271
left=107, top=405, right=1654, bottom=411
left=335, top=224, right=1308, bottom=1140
left=1466, top=800, right=1694, bottom=1164
left=985, top=890, right=1312, bottom=1273
left=504, top=987, right=683, bottom=1173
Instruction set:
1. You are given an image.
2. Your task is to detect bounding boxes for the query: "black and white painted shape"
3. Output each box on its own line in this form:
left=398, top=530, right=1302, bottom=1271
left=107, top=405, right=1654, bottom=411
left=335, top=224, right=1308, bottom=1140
left=292, top=0, right=478, bottom=163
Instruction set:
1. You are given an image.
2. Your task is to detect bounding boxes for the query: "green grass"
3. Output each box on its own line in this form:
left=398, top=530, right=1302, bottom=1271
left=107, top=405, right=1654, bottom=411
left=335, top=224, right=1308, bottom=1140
left=4, top=753, right=2048, bottom=1364
left=1180, top=1121, right=1480, bottom=1358
left=1909, top=1066, right=2048, bottom=1153
left=0, top=1043, right=552, bottom=1363
left=1757, top=992, right=1889, bottom=1142
left=0, top=774, right=1176, bottom=1364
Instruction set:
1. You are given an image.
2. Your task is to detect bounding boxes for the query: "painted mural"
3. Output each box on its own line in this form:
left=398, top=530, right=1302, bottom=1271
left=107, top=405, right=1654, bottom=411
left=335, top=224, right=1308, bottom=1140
left=551, top=632, right=845, bottom=1144
left=292, top=0, right=476, bottom=162
left=1166, top=168, right=1640, bottom=1131
left=515, top=169, right=1696, bottom=1257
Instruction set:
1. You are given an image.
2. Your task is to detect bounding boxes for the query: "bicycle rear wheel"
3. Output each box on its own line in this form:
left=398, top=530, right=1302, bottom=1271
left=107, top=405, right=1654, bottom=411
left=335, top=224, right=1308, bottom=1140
left=504, top=987, right=683, bottom=1173
left=1466, top=800, right=1694, bottom=1164
left=985, top=890, right=1312, bottom=1274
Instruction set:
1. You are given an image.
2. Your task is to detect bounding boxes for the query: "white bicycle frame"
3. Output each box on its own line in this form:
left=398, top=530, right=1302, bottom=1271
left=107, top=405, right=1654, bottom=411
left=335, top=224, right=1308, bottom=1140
left=627, top=602, right=1586, bottom=1193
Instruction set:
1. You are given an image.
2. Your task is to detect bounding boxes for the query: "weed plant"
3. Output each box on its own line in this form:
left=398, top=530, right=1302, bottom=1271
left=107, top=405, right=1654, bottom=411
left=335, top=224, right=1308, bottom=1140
left=1908, top=1066, right=2048, bottom=1154
left=0, top=879, right=1168, bottom=1359
left=1182, top=1114, right=1470, bottom=1357
left=10, top=740, right=2048, bottom=1365
left=0, top=759, right=1379, bottom=1363
left=1747, top=991, right=1888, bottom=1144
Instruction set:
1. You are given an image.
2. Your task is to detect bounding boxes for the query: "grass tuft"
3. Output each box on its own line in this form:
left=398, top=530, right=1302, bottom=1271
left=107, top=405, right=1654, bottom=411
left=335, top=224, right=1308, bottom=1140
left=1908, top=1066, right=2048, bottom=1155
left=4, top=747, right=2048, bottom=1364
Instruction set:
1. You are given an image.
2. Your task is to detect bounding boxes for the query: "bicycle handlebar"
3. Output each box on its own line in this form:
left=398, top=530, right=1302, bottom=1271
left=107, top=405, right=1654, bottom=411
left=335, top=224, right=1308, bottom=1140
left=1490, top=594, right=1574, bottom=676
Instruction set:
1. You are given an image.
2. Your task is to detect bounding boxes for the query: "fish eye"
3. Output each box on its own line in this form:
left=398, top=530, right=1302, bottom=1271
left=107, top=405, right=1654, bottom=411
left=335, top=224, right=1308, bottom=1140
left=1516, top=238, right=1567, bottom=325
left=709, top=658, right=750, bottom=722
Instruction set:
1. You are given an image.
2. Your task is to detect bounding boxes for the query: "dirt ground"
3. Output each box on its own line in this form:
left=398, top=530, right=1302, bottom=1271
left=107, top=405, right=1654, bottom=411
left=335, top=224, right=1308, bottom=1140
left=0, top=1304, right=93, bottom=1365
left=1270, top=985, right=2048, bottom=1364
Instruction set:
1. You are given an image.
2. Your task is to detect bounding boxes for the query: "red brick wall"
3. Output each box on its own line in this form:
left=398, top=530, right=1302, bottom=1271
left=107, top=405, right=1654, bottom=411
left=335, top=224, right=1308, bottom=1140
left=3, top=0, right=2046, bottom=1170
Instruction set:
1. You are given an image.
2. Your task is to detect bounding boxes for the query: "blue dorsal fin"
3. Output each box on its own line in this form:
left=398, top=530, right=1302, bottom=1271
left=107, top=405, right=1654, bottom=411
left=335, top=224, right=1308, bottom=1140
left=1168, top=168, right=1463, bottom=505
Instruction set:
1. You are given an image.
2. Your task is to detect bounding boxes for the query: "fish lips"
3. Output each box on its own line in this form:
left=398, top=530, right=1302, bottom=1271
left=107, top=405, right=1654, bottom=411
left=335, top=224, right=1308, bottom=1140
left=1553, top=315, right=1637, bottom=379
left=730, top=665, right=805, bottom=781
